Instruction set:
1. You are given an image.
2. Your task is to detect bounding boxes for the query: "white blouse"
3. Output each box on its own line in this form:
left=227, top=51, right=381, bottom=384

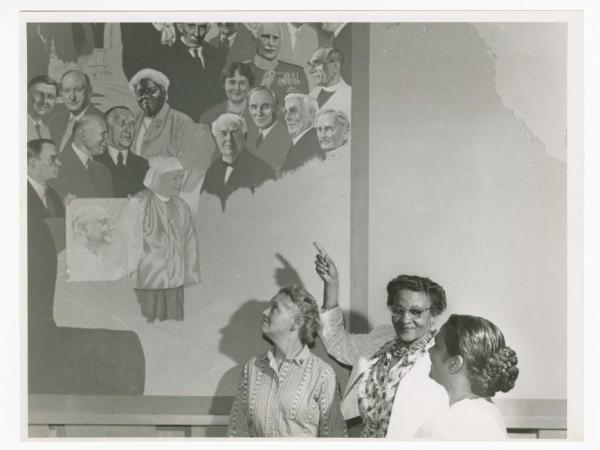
left=415, top=397, right=508, bottom=441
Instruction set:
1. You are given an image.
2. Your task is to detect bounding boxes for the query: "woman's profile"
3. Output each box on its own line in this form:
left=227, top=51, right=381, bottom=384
left=418, top=314, right=519, bottom=440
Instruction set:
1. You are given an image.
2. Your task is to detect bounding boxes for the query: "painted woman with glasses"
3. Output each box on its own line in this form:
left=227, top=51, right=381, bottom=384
left=314, top=242, right=449, bottom=438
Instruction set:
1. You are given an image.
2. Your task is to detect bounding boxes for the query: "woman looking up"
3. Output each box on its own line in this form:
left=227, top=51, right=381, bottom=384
left=227, top=285, right=347, bottom=437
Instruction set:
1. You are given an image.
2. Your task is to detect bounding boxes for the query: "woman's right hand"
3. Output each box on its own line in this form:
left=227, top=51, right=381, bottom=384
left=314, top=242, right=339, bottom=285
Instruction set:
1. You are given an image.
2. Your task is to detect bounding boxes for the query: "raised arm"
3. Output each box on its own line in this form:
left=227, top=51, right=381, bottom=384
left=314, top=241, right=339, bottom=310
left=314, top=242, right=383, bottom=366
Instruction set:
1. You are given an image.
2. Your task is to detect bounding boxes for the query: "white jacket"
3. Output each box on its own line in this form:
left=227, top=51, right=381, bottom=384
left=319, top=306, right=448, bottom=439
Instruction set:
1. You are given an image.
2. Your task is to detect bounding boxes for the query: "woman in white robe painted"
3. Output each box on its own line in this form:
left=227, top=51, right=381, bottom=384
left=135, top=157, right=200, bottom=322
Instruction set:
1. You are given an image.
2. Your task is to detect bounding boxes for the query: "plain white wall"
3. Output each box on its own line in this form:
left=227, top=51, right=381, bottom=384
left=367, top=23, right=566, bottom=400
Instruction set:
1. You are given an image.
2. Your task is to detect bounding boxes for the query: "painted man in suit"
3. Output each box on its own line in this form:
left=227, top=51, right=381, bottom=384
left=129, top=68, right=215, bottom=192
left=308, top=47, right=351, bottom=120
left=27, top=139, right=65, bottom=222
left=280, top=93, right=323, bottom=174
left=201, top=114, right=275, bottom=210
left=27, top=76, right=58, bottom=141
left=27, top=138, right=64, bottom=327
left=209, top=23, right=256, bottom=67
left=95, top=106, right=149, bottom=197
left=158, top=23, right=226, bottom=122
left=247, top=86, right=291, bottom=174
left=50, top=115, right=114, bottom=200
left=49, top=70, right=103, bottom=153
left=247, top=23, right=309, bottom=106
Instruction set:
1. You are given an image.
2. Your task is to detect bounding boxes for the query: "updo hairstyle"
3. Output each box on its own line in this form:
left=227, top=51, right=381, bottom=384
left=442, top=314, right=519, bottom=397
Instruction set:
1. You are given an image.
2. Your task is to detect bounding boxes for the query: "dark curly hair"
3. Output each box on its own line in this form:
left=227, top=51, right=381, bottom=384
left=386, top=275, right=447, bottom=316
left=442, top=314, right=519, bottom=397
left=279, top=285, right=321, bottom=346
left=220, top=61, right=256, bottom=87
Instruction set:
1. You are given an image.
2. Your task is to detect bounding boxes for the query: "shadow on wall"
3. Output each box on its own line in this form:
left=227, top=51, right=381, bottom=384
left=28, top=216, right=146, bottom=395
left=206, top=253, right=361, bottom=436
left=207, top=298, right=270, bottom=435
left=273, top=253, right=305, bottom=288
left=206, top=253, right=305, bottom=435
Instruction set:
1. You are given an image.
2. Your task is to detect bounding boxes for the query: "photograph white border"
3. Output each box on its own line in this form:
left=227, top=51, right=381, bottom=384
left=4, top=2, right=592, bottom=449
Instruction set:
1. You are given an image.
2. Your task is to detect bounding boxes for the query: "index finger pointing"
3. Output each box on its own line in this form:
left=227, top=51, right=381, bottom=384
left=313, top=241, right=327, bottom=256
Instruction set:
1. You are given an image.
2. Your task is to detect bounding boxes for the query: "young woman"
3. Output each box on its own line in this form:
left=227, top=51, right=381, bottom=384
left=420, top=314, right=520, bottom=440
left=199, top=61, right=255, bottom=126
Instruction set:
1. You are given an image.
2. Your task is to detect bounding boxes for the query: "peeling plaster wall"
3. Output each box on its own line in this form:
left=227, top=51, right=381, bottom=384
left=368, top=23, right=566, bottom=399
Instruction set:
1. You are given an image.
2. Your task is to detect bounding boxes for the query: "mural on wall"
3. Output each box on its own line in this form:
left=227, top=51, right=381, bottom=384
left=26, top=20, right=568, bottom=421
left=26, top=22, right=353, bottom=396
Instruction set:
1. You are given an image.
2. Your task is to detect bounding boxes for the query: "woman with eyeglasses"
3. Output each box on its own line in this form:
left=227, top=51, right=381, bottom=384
left=415, top=314, right=519, bottom=440
left=314, top=243, right=448, bottom=438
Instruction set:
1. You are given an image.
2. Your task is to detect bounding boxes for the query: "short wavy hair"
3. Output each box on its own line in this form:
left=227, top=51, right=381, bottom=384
left=442, top=314, right=519, bottom=397
left=279, top=285, right=320, bottom=346
left=284, top=93, right=318, bottom=121
left=386, top=275, right=447, bottom=316
left=220, top=61, right=256, bottom=87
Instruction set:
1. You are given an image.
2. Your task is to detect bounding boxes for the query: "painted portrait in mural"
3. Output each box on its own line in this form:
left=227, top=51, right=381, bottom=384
left=66, top=198, right=142, bottom=281
left=135, top=156, right=201, bottom=322
left=27, top=21, right=354, bottom=401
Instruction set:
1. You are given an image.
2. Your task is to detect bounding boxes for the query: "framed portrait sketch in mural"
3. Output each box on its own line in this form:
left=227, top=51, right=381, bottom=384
left=66, top=198, right=142, bottom=282
left=22, top=11, right=582, bottom=441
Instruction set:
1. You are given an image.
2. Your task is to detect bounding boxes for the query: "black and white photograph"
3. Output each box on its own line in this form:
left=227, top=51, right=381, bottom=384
left=15, top=6, right=588, bottom=444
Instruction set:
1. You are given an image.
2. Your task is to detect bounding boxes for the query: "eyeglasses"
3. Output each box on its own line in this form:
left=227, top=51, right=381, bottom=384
left=388, top=306, right=432, bottom=319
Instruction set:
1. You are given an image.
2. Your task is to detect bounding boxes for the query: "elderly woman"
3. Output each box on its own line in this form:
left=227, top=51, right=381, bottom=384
left=227, top=285, right=348, bottom=437
left=314, top=243, right=448, bottom=438
left=129, top=68, right=215, bottom=192
left=199, top=61, right=256, bottom=127
left=415, top=314, right=519, bottom=440
left=134, top=157, right=201, bottom=322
